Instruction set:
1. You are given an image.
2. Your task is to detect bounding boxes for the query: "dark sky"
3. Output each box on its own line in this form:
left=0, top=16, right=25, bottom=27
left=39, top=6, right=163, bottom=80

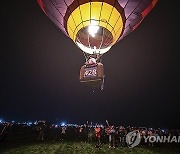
left=0, top=1, right=179, bottom=128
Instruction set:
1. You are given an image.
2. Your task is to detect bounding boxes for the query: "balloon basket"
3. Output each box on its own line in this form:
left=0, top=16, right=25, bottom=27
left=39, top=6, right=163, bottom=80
left=80, top=63, right=104, bottom=90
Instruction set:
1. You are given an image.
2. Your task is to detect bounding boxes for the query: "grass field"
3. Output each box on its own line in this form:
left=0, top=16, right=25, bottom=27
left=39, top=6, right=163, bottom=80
left=1, top=141, right=180, bottom=154
left=0, top=130, right=180, bottom=154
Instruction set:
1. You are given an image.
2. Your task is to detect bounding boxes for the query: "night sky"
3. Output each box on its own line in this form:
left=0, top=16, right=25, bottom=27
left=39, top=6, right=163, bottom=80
left=0, top=1, right=179, bottom=128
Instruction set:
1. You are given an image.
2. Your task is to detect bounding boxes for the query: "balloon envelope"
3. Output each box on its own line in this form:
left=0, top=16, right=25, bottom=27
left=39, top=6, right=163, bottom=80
left=37, top=0, right=158, bottom=54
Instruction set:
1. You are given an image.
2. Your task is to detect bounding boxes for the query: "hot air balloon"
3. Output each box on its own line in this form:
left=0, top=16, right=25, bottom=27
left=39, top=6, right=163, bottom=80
left=37, top=0, right=158, bottom=89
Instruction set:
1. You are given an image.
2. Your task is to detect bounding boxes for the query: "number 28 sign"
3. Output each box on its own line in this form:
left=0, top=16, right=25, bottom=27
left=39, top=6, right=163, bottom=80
left=84, top=67, right=97, bottom=78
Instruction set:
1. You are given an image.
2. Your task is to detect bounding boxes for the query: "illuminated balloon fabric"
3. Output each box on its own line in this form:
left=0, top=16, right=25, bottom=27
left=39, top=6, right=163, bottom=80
left=37, top=0, right=158, bottom=55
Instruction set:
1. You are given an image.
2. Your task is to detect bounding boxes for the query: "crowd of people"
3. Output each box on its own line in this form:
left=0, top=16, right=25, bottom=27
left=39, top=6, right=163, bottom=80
left=34, top=120, right=180, bottom=148
left=0, top=120, right=180, bottom=148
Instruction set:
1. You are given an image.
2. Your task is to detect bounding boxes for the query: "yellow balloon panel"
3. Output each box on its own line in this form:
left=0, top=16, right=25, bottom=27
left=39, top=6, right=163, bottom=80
left=72, top=8, right=82, bottom=28
left=113, top=26, right=123, bottom=44
left=80, top=3, right=90, bottom=22
left=91, top=2, right=102, bottom=20
left=67, top=2, right=123, bottom=46
left=67, top=16, right=76, bottom=39
left=99, top=3, right=112, bottom=23
left=109, top=9, right=123, bottom=33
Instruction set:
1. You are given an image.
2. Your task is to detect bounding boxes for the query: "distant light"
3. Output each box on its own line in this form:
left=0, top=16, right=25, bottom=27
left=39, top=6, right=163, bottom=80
left=0, top=119, right=3, bottom=123
left=28, top=122, right=32, bottom=125
left=100, top=124, right=104, bottom=128
left=11, top=121, right=15, bottom=123
left=61, top=122, right=66, bottom=127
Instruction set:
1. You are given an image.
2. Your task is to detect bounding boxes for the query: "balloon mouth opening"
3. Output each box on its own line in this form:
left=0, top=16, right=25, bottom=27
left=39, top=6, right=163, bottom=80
left=76, top=41, right=111, bottom=55
left=75, top=25, right=113, bottom=54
